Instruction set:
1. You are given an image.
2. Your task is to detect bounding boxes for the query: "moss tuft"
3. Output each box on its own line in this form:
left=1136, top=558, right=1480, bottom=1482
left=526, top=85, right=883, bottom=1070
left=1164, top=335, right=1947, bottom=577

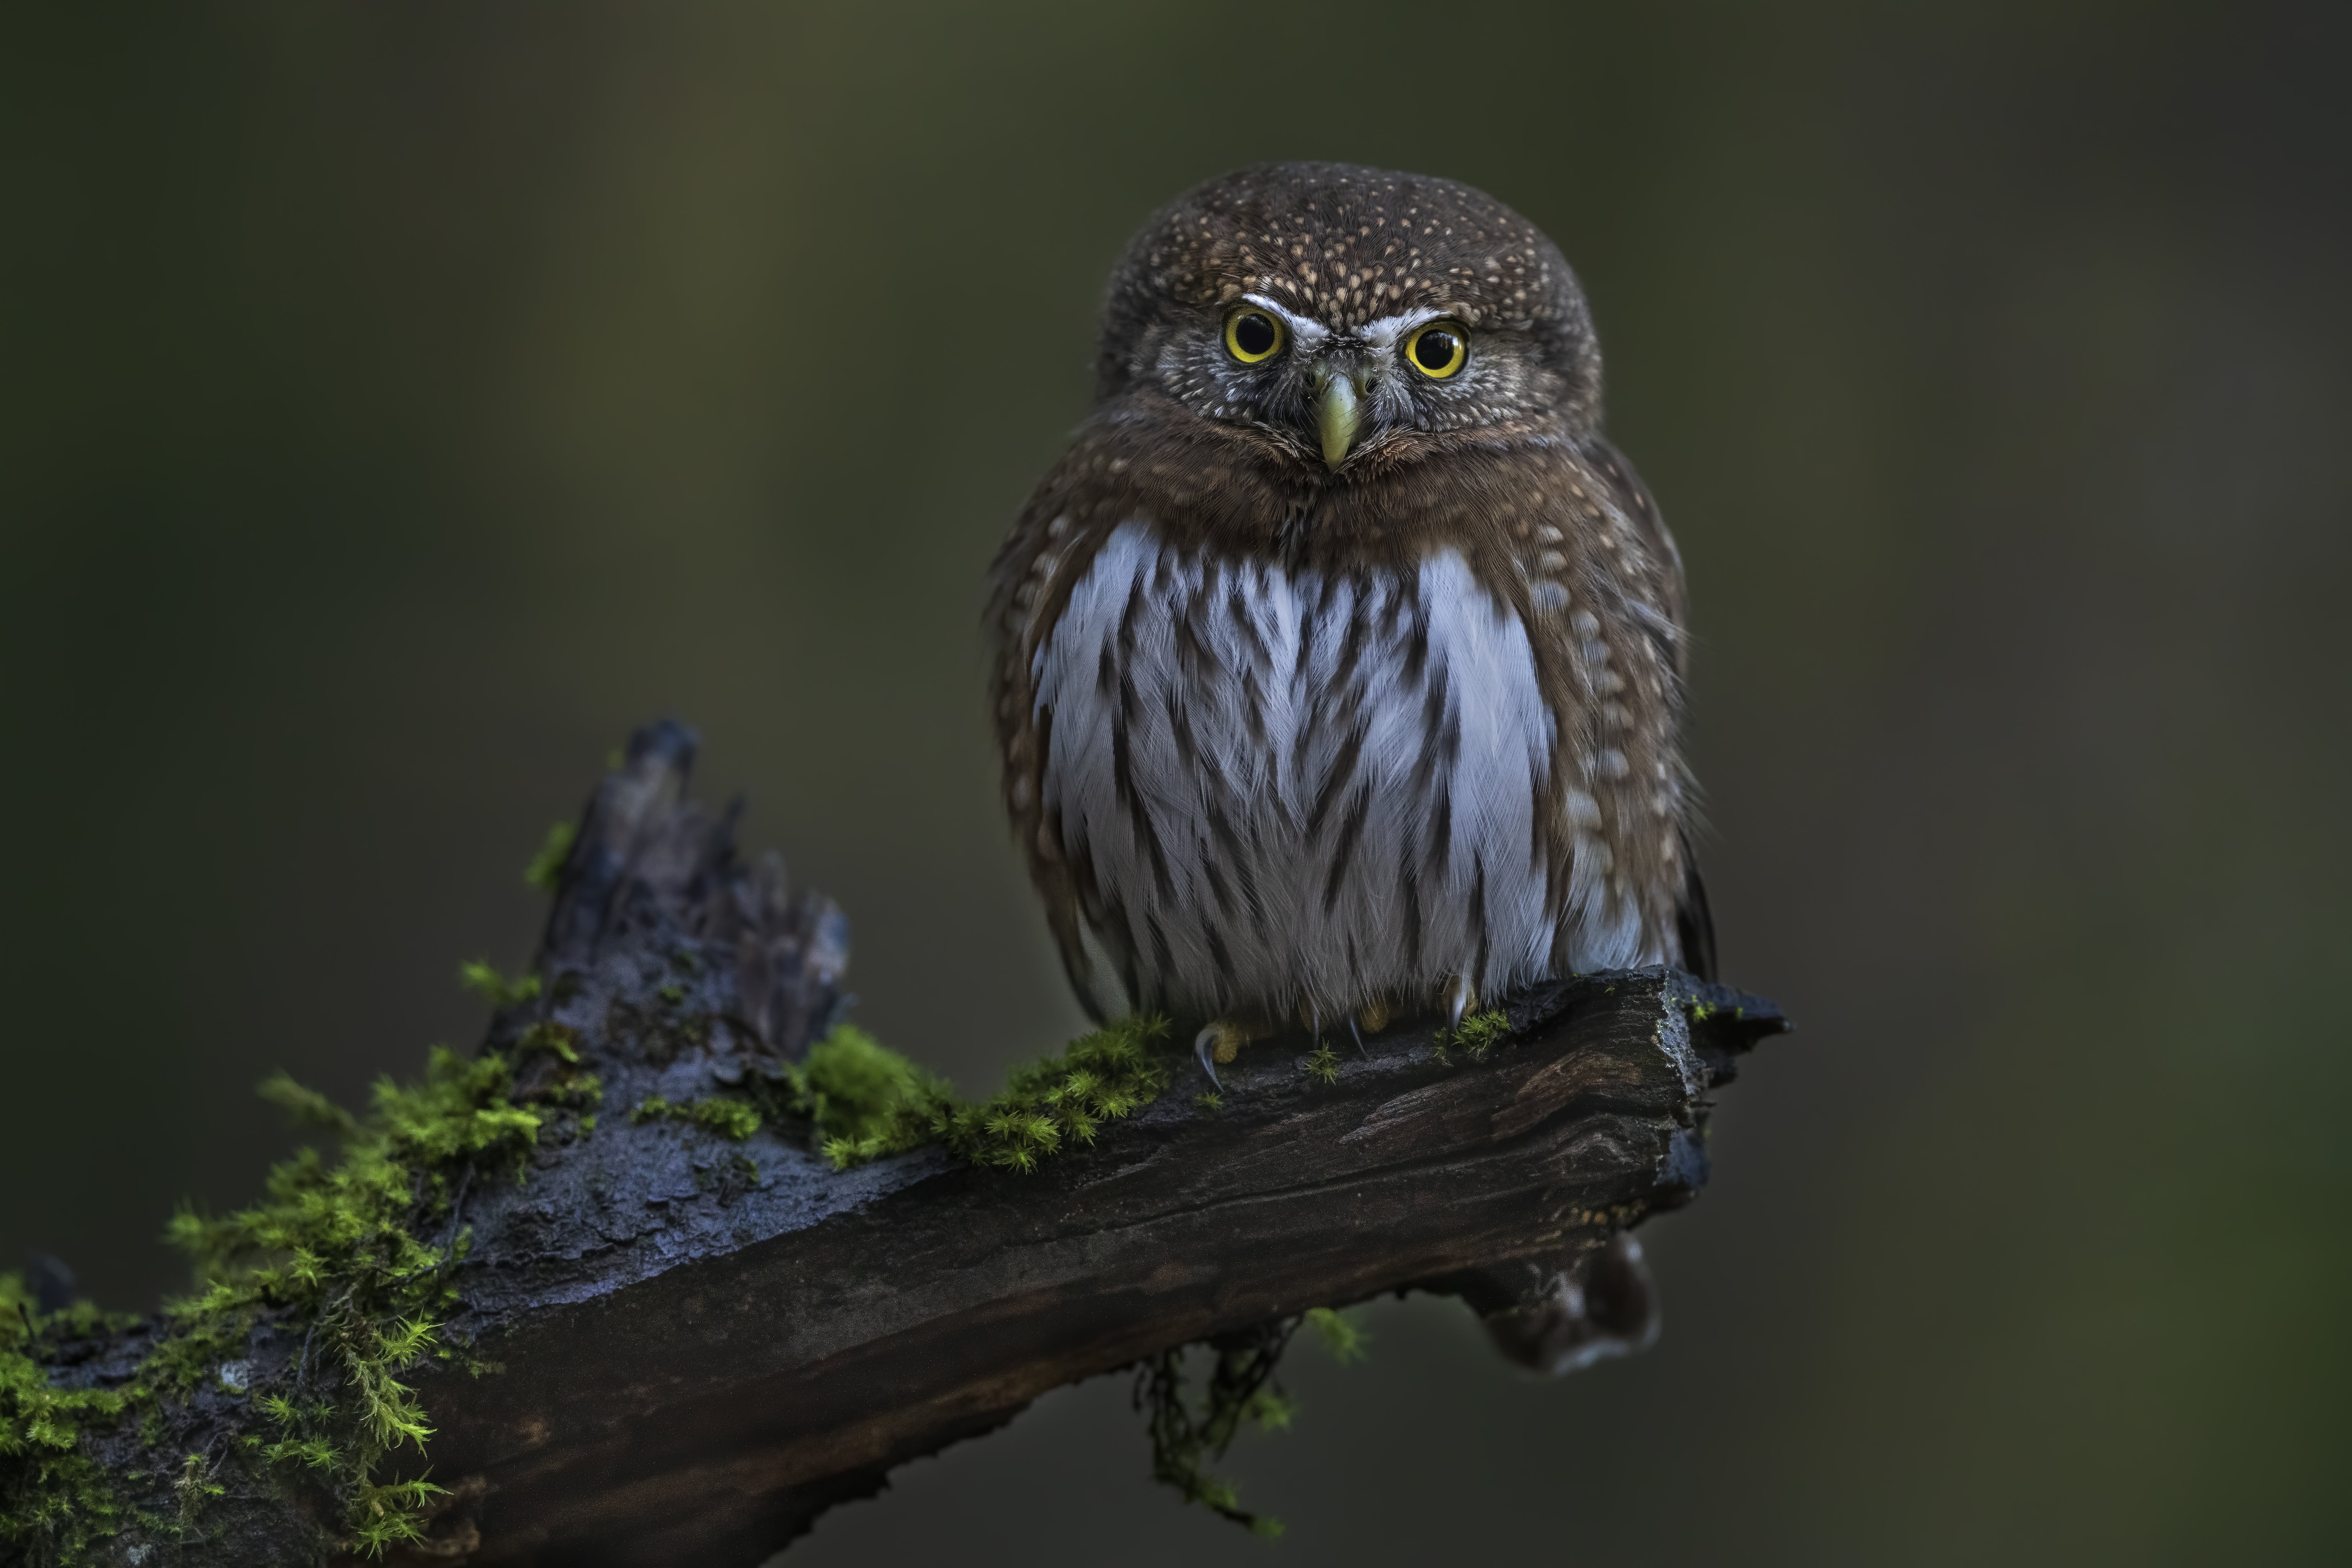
left=2, top=1275, right=135, bottom=1563
left=1132, top=1306, right=1369, bottom=1539
left=521, top=822, right=576, bottom=892
left=1302, top=1043, right=1341, bottom=1085
left=5, top=1039, right=562, bottom=1563
left=516, top=1022, right=580, bottom=1065
left=161, top=1046, right=542, bottom=1549
left=762, top=1026, right=954, bottom=1169
left=1302, top=1306, right=1369, bottom=1364
left=256, top=1075, right=362, bottom=1143
left=746, top=1017, right=1176, bottom=1175
left=931, top=1016, right=1172, bottom=1174
left=630, top=1096, right=762, bottom=1142
left=1431, top=1008, right=1512, bottom=1063
left=172, top=1452, right=223, bottom=1526
left=457, top=962, right=539, bottom=1009
left=1134, top=1320, right=1297, bottom=1539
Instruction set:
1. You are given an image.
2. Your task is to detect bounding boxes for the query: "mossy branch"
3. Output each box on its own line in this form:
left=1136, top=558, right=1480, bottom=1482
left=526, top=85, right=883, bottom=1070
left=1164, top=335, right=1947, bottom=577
left=1, top=722, right=1783, bottom=1568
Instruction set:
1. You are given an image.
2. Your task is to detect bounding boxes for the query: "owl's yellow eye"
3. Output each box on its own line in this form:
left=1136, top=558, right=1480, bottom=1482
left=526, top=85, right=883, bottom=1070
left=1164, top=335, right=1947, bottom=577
left=1405, top=320, right=1468, bottom=379
left=1224, top=308, right=1285, bottom=364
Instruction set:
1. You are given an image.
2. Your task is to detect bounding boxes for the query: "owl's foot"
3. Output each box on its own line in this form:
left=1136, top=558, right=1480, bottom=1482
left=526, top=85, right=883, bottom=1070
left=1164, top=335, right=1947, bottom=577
left=1192, top=1019, right=1251, bottom=1089
left=1347, top=998, right=1390, bottom=1056
left=1442, top=974, right=1479, bottom=1030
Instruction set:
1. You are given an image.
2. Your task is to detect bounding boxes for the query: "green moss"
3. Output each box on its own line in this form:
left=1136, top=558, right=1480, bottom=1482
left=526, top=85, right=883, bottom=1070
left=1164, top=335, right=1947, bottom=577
left=1302, top=1306, right=1368, bottom=1364
left=256, top=1075, right=361, bottom=1143
left=1431, top=1008, right=1512, bottom=1063
left=1135, top=1325, right=1293, bottom=1539
left=514, top=1026, right=601, bottom=1119
left=522, top=822, right=576, bottom=892
left=764, top=1025, right=954, bottom=1169
left=172, top=1452, right=223, bottom=1526
left=631, top=1096, right=762, bottom=1142
left=2, top=1276, right=136, bottom=1563
left=6, top=1040, right=563, bottom=1563
left=158, top=1046, right=544, bottom=1548
left=1134, top=1306, right=1369, bottom=1538
left=548, top=1074, right=603, bottom=1116
left=1302, top=1043, right=1341, bottom=1085
left=516, top=1022, right=580, bottom=1065
left=457, top=961, right=539, bottom=1009
left=750, top=1017, right=1175, bottom=1175
left=930, top=1015, right=1172, bottom=1174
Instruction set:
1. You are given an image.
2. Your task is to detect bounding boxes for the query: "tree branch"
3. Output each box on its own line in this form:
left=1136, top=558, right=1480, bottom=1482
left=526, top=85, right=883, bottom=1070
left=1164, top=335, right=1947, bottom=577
left=6, top=724, right=1784, bottom=1568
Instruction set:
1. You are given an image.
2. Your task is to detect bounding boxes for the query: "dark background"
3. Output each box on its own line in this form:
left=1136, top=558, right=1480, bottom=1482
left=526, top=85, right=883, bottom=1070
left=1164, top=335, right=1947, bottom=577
left=5, top=3, right=2347, bottom=1562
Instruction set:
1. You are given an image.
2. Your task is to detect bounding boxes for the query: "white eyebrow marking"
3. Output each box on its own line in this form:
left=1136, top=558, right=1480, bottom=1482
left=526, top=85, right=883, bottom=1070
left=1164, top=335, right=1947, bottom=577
left=1357, top=305, right=1449, bottom=349
left=1241, top=293, right=1330, bottom=348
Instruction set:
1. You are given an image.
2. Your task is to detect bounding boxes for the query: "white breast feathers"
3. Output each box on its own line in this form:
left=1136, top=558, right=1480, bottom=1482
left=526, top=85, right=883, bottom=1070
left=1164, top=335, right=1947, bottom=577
left=1033, top=521, right=1661, bottom=1025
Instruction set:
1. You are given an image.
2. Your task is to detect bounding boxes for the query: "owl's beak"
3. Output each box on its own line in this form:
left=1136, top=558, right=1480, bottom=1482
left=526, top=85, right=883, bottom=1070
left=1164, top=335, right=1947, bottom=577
left=1312, top=364, right=1365, bottom=470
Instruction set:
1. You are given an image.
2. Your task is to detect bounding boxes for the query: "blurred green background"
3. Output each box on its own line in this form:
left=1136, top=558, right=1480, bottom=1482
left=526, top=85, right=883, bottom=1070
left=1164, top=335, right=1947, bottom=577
left=4, top=2, right=2347, bottom=1562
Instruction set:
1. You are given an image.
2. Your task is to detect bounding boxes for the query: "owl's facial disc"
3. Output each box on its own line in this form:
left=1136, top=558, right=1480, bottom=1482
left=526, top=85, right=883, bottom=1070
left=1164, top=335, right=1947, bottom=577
left=1226, top=296, right=1470, bottom=470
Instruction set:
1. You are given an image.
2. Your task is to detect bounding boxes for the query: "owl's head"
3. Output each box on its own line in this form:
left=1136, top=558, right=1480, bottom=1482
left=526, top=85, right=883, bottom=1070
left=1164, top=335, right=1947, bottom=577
left=1096, top=162, right=1602, bottom=475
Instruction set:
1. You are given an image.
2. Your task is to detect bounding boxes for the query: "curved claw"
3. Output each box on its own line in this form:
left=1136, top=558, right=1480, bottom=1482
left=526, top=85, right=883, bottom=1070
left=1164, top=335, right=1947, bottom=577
left=1194, top=1026, right=1223, bottom=1090
left=1349, top=1017, right=1367, bottom=1057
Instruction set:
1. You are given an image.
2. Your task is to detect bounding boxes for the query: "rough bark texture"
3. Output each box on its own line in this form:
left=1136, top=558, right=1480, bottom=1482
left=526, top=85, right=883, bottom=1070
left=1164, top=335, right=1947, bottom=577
left=12, top=723, right=1785, bottom=1567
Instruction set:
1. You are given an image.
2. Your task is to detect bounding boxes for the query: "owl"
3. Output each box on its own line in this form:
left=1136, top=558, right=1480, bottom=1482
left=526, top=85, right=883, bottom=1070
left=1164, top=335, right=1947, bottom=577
left=988, top=162, right=1712, bottom=1086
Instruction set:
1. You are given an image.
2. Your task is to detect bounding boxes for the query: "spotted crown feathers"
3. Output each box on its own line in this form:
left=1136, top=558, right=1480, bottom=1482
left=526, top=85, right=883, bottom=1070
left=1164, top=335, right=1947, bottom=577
left=1095, top=160, right=1603, bottom=438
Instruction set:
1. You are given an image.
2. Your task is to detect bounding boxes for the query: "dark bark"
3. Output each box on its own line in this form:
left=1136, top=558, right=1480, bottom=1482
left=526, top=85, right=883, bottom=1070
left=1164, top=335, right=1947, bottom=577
left=16, top=723, right=1785, bottom=1567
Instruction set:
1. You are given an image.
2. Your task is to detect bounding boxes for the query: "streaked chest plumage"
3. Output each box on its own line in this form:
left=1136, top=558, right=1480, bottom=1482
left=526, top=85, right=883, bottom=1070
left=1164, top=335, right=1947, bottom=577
left=1028, top=520, right=1660, bottom=1026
